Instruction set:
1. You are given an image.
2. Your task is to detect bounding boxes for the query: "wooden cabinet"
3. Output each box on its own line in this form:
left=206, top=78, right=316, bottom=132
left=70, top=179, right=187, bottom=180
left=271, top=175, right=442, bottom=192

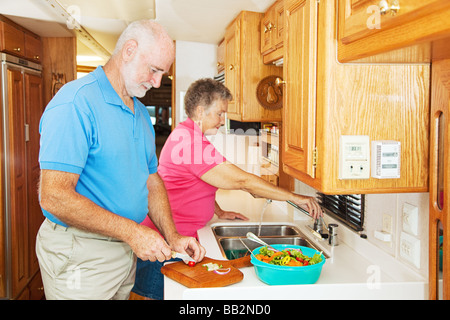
left=0, top=17, right=42, bottom=63
left=217, top=38, right=225, bottom=74
left=283, top=0, right=318, bottom=180
left=0, top=21, right=25, bottom=57
left=25, top=73, right=45, bottom=278
left=261, top=0, right=285, bottom=64
left=24, top=33, right=42, bottom=62
left=2, top=60, right=44, bottom=299
left=429, top=59, right=449, bottom=300
left=282, top=0, right=430, bottom=194
left=7, top=68, right=29, bottom=297
left=14, top=272, right=44, bottom=300
left=224, top=11, right=282, bottom=122
left=337, top=0, right=450, bottom=62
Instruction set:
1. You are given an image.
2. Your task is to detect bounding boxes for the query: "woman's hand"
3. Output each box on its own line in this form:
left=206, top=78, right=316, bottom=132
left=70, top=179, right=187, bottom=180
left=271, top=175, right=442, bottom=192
left=215, top=201, right=249, bottom=221
left=290, top=194, right=323, bottom=220
left=216, top=209, right=249, bottom=221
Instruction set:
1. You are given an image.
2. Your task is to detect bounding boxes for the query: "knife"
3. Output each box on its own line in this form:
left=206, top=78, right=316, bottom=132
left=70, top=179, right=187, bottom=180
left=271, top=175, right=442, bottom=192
left=171, top=251, right=195, bottom=263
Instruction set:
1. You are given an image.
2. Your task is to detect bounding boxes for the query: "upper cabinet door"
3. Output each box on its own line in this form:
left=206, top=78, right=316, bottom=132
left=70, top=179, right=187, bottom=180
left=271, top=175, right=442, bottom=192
left=224, top=17, right=240, bottom=116
left=0, top=22, right=25, bottom=57
left=338, top=0, right=450, bottom=61
left=283, top=0, right=318, bottom=179
left=340, top=0, right=443, bottom=44
left=261, top=8, right=275, bottom=55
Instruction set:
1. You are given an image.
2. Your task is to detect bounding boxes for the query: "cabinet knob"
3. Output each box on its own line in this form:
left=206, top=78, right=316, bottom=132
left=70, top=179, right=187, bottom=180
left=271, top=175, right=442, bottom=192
left=34, top=55, right=40, bottom=60
left=229, top=64, right=234, bottom=71
left=379, top=0, right=400, bottom=16
left=390, top=0, right=400, bottom=16
left=275, top=77, right=286, bottom=86
left=379, top=0, right=389, bottom=15
left=13, top=47, right=21, bottom=52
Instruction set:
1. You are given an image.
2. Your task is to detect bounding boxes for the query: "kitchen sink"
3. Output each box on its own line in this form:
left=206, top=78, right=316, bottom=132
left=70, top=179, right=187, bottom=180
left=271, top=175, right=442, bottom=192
left=219, top=237, right=315, bottom=260
left=212, top=224, right=301, bottom=237
left=211, top=223, right=328, bottom=260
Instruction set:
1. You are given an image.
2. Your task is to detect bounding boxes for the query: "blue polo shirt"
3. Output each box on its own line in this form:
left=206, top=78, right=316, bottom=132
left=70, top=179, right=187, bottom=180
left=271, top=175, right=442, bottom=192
left=39, top=66, right=158, bottom=227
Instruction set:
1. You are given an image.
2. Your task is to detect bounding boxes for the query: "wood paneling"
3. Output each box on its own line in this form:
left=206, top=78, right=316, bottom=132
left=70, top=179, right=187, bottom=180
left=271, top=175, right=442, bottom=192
left=41, top=37, right=77, bottom=106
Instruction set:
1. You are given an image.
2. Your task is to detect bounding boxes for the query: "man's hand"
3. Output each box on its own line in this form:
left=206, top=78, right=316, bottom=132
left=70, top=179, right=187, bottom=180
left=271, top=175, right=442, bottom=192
left=128, top=224, right=173, bottom=262
left=166, top=233, right=206, bottom=263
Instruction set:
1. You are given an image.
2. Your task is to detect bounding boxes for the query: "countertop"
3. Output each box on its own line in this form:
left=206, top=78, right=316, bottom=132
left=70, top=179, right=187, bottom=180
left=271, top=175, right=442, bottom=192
left=164, top=190, right=428, bottom=300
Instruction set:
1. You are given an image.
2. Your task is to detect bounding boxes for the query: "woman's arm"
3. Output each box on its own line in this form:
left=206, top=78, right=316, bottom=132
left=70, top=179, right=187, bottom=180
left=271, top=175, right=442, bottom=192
left=201, top=162, right=323, bottom=219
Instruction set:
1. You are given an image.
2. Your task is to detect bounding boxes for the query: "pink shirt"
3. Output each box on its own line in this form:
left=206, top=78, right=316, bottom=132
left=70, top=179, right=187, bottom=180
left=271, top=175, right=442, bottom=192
left=141, top=118, right=226, bottom=238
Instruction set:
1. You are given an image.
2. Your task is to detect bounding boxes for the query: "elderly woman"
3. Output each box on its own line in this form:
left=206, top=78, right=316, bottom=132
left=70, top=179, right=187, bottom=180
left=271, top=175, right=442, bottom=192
left=131, top=78, right=323, bottom=299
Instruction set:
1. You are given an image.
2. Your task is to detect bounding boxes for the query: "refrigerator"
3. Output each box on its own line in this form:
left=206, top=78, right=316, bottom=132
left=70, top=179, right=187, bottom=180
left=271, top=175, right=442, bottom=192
left=1, top=53, right=43, bottom=299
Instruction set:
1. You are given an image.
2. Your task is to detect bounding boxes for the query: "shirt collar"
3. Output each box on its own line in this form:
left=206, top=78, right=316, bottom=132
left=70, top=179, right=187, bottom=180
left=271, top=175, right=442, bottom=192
left=92, top=66, right=139, bottom=113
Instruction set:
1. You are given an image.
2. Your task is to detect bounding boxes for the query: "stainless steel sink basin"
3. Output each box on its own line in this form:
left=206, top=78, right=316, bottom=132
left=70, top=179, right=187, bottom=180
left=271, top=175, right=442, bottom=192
left=212, top=224, right=301, bottom=237
left=211, top=223, right=327, bottom=260
left=219, top=237, right=315, bottom=260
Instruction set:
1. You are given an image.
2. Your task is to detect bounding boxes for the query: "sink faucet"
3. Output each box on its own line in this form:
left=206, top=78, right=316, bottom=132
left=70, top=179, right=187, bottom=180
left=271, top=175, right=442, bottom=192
left=313, top=218, right=323, bottom=233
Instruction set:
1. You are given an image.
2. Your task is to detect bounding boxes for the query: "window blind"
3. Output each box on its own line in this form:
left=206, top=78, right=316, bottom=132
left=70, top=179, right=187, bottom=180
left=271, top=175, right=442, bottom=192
left=317, top=193, right=365, bottom=231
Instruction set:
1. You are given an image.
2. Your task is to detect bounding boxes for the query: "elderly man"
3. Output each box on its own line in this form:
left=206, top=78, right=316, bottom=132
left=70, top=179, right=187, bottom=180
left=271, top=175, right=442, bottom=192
left=36, top=20, right=205, bottom=300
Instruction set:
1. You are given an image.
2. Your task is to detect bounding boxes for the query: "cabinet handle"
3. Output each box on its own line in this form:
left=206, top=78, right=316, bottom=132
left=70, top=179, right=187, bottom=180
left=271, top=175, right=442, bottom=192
left=379, top=0, right=400, bottom=16
left=13, top=47, right=21, bottom=52
left=229, top=64, right=234, bottom=70
left=25, top=124, right=30, bottom=142
left=267, top=22, right=273, bottom=31
left=389, top=0, right=400, bottom=16
left=379, top=0, right=389, bottom=15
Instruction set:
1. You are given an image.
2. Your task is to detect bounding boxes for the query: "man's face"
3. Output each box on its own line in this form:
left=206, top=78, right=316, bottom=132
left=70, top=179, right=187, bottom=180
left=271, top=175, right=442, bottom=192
left=121, top=40, right=174, bottom=98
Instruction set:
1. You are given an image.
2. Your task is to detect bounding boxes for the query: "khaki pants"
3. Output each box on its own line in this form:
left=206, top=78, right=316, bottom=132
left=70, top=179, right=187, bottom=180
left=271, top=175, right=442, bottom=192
left=36, top=219, right=136, bottom=300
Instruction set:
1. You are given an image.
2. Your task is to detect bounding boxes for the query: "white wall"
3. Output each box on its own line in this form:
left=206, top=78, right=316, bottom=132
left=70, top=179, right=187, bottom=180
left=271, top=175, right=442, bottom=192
left=174, top=40, right=218, bottom=125
left=295, top=180, right=429, bottom=279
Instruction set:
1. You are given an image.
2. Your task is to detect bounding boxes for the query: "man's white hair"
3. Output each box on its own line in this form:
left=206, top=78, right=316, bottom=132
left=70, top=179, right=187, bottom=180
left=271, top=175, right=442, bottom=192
left=112, top=20, right=171, bottom=56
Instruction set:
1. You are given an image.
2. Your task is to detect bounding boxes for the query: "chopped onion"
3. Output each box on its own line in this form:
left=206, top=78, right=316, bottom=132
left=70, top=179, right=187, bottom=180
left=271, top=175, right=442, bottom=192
left=202, top=262, right=223, bottom=271
left=213, top=267, right=231, bottom=275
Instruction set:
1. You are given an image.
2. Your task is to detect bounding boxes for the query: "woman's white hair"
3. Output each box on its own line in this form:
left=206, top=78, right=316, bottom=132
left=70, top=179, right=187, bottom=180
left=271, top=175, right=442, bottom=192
left=112, top=20, right=172, bottom=56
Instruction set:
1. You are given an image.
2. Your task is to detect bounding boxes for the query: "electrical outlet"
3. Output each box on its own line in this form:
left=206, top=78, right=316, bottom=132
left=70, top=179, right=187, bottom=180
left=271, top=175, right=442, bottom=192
left=400, top=232, right=420, bottom=268
left=402, top=203, right=419, bottom=236
left=382, top=214, right=392, bottom=234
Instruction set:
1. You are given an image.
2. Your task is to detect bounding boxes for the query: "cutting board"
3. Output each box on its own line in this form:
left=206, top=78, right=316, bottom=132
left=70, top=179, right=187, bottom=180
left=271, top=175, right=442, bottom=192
left=161, top=255, right=252, bottom=288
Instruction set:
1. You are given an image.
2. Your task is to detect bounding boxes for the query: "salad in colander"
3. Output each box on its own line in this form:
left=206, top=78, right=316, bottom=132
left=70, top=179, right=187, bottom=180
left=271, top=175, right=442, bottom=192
left=255, top=246, right=323, bottom=267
